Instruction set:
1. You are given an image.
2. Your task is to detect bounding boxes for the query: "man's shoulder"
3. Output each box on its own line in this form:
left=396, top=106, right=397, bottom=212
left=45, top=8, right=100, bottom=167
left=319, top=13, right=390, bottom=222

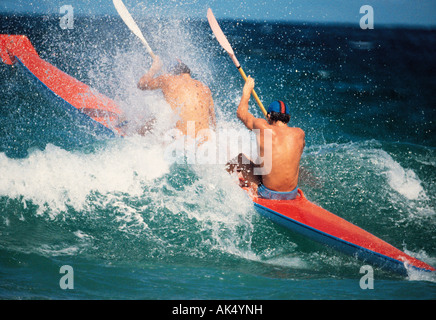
left=252, top=118, right=269, bottom=129
left=152, top=74, right=172, bottom=85
left=289, top=126, right=305, bottom=136
left=157, top=74, right=190, bottom=89
left=191, top=78, right=211, bottom=92
left=288, top=127, right=305, bottom=145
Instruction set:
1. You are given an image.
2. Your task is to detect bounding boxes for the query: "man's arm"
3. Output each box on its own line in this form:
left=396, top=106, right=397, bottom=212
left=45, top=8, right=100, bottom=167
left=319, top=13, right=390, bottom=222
left=237, top=76, right=267, bottom=131
left=137, top=56, right=164, bottom=90
left=209, top=100, right=216, bottom=129
left=207, top=89, right=217, bottom=129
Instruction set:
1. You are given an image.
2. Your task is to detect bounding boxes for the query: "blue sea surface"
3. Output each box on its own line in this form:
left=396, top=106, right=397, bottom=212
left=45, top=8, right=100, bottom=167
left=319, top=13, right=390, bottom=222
left=0, top=12, right=435, bottom=301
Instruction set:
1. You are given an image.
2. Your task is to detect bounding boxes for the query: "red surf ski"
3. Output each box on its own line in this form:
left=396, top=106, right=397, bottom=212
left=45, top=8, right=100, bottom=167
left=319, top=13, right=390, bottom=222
left=0, top=34, right=124, bottom=135
left=246, top=188, right=434, bottom=275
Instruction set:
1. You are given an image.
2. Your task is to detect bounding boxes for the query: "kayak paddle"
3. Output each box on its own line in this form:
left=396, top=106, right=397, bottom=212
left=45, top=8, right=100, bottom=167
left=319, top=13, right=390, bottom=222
left=113, top=0, right=156, bottom=59
left=207, top=8, right=267, bottom=118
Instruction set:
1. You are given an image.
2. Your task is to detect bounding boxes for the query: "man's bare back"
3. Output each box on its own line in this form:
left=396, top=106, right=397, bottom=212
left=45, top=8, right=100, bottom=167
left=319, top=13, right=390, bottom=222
left=257, top=122, right=305, bottom=191
left=230, top=76, right=305, bottom=196
left=155, top=74, right=215, bottom=136
left=138, top=56, right=215, bottom=138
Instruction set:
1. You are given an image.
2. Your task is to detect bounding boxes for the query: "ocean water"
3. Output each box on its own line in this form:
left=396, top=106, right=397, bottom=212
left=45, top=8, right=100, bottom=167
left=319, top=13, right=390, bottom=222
left=0, top=12, right=436, bottom=302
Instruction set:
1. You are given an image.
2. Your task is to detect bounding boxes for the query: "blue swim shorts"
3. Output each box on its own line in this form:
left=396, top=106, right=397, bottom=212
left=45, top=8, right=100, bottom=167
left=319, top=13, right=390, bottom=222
left=257, top=184, right=299, bottom=200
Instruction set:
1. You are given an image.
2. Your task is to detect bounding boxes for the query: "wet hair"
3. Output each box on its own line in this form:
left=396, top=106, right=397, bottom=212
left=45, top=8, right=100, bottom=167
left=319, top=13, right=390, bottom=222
left=168, top=59, right=191, bottom=75
left=268, top=111, right=290, bottom=124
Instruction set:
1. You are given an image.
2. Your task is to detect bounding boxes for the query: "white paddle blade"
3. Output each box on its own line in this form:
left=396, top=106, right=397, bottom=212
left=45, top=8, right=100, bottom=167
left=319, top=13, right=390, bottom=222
left=113, top=0, right=154, bottom=55
left=207, top=8, right=240, bottom=67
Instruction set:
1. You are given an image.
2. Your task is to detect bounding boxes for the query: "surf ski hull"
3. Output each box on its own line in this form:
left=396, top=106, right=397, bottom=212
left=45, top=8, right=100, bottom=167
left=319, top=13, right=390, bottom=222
left=247, top=188, right=434, bottom=275
left=0, top=34, right=124, bottom=157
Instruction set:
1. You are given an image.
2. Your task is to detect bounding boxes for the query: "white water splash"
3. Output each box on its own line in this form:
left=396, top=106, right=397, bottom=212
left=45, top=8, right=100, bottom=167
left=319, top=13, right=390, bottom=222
left=0, top=136, right=170, bottom=217
left=368, top=149, right=426, bottom=200
left=405, top=249, right=436, bottom=283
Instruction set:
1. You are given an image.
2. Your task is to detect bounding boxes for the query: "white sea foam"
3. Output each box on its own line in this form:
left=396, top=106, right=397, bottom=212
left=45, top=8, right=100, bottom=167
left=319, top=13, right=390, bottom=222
left=308, top=141, right=428, bottom=202
left=73, top=230, right=93, bottom=240
left=368, top=149, right=426, bottom=200
left=0, top=120, right=266, bottom=263
left=404, top=249, right=436, bottom=282
left=0, top=136, right=170, bottom=217
left=37, top=244, right=81, bottom=256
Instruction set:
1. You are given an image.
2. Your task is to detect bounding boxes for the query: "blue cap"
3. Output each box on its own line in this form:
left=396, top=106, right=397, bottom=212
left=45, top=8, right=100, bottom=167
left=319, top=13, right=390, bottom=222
left=267, top=100, right=289, bottom=115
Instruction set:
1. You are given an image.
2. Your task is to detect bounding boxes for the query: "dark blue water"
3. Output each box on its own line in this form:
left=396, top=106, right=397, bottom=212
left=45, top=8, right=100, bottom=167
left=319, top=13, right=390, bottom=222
left=0, top=13, right=435, bottom=301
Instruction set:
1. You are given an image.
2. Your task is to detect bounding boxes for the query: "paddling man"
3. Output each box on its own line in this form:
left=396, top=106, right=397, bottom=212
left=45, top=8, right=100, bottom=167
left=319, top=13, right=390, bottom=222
left=227, top=76, right=305, bottom=200
left=137, top=55, right=216, bottom=139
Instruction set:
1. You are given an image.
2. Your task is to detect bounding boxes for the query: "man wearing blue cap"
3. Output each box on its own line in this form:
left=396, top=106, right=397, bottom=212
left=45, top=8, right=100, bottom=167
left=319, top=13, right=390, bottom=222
left=227, top=76, right=305, bottom=200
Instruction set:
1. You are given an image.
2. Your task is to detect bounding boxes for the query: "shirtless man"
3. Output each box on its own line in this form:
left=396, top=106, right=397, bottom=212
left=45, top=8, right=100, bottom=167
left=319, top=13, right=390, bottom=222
left=227, top=76, right=305, bottom=200
left=137, top=56, right=216, bottom=139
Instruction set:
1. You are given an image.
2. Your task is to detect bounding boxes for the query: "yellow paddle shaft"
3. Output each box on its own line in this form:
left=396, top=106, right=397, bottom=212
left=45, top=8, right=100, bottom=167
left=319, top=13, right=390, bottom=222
left=237, top=66, right=267, bottom=118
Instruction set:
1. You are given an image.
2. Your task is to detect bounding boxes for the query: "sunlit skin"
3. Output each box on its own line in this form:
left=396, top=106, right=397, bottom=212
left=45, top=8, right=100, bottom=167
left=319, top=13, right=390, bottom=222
left=137, top=56, right=216, bottom=139
left=235, top=76, right=305, bottom=192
